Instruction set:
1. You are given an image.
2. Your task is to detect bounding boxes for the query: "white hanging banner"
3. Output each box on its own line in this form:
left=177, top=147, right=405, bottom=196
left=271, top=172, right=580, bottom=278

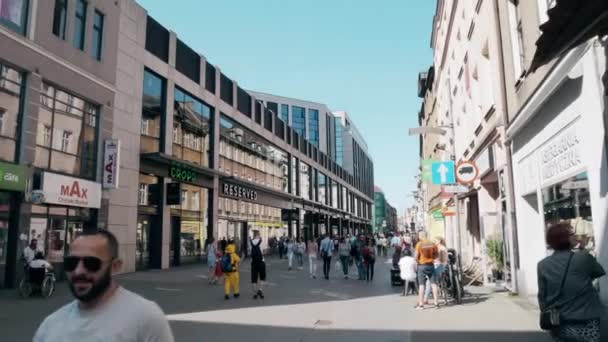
left=103, top=139, right=120, bottom=189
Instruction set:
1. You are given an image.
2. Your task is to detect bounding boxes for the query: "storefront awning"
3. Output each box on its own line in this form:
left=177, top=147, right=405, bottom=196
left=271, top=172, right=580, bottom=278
left=530, top=0, right=608, bottom=72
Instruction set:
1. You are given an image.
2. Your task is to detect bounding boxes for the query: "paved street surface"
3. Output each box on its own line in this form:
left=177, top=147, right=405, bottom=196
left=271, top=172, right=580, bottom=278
left=0, top=257, right=552, bottom=342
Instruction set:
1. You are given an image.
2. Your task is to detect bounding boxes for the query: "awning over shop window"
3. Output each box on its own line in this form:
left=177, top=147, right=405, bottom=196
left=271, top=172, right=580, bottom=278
left=530, top=0, right=608, bottom=72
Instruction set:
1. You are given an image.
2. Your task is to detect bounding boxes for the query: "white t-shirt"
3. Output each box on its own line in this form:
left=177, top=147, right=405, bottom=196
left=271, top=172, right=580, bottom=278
left=34, top=287, right=174, bottom=342
left=390, top=236, right=401, bottom=247
left=23, top=247, right=38, bottom=263
left=398, top=256, right=417, bottom=281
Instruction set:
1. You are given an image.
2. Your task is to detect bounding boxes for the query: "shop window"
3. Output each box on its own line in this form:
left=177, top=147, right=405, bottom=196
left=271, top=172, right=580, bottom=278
left=542, top=172, right=595, bottom=253
left=34, top=83, right=98, bottom=179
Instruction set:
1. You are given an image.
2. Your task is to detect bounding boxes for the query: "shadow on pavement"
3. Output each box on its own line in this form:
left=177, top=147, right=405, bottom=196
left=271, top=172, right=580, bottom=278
left=171, top=321, right=554, bottom=342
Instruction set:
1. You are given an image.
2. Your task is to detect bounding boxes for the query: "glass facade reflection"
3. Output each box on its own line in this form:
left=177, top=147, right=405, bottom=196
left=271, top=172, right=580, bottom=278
left=308, top=109, right=319, bottom=147
left=170, top=183, right=209, bottom=263
left=292, top=106, right=306, bottom=137
left=300, top=161, right=311, bottom=200
left=318, top=172, right=327, bottom=205
left=172, top=87, right=212, bottom=167
left=219, top=114, right=289, bottom=192
left=331, top=180, right=338, bottom=209
left=280, top=104, right=289, bottom=123
left=141, top=70, right=165, bottom=153
left=35, top=83, right=98, bottom=179
left=0, top=63, right=23, bottom=162
left=334, top=117, right=344, bottom=166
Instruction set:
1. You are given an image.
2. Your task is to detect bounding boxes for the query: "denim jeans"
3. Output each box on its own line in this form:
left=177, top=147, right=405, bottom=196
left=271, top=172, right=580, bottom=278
left=340, top=255, right=349, bottom=275
left=356, top=259, right=366, bottom=280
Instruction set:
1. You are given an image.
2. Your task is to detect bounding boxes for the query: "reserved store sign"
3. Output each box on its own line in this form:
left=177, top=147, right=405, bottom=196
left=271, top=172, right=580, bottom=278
left=222, top=183, right=257, bottom=201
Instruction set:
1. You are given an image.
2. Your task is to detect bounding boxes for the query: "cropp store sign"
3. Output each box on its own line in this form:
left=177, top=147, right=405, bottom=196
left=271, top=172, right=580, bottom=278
left=42, top=172, right=101, bottom=208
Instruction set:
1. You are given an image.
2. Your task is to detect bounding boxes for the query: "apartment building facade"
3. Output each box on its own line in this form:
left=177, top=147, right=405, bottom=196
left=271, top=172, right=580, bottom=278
left=0, top=0, right=120, bottom=287
left=420, top=0, right=518, bottom=288
left=497, top=0, right=608, bottom=305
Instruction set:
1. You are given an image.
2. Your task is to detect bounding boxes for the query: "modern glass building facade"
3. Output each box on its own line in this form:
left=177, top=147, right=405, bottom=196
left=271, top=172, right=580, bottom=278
left=334, top=117, right=344, bottom=166
left=292, top=106, right=306, bottom=137
left=308, top=109, right=319, bottom=147
left=0, top=0, right=375, bottom=285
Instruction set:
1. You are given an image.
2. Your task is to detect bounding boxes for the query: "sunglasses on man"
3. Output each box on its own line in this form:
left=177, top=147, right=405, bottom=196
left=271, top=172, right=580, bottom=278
left=63, top=256, right=109, bottom=273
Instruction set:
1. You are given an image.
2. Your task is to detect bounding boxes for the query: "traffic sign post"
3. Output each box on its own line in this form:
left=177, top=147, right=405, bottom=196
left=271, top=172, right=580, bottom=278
left=456, top=161, right=479, bottom=185
left=431, top=161, right=455, bottom=185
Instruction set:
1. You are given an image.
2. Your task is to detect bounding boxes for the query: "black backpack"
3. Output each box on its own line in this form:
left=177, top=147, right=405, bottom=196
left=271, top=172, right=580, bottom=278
left=251, top=239, right=263, bottom=263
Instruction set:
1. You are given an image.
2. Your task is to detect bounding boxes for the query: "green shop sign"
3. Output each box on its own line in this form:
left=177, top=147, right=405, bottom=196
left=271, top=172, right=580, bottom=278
left=431, top=210, right=444, bottom=220
left=0, top=161, right=28, bottom=192
left=169, top=164, right=196, bottom=183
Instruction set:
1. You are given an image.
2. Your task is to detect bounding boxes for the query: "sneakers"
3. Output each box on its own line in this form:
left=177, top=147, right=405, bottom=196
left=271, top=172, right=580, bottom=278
left=224, top=295, right=229, bottom=300
left=233, top=293, right=240, bottom=298
left=414, top=304, right=424, bottom=310
left=253, top=293, right=258, bottom=299
left=258, top=290, right=264, bottom=299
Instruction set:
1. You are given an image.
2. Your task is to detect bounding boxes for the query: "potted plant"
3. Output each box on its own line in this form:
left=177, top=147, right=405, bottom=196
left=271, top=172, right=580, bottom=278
left=486, top=237, right=505, bottom=282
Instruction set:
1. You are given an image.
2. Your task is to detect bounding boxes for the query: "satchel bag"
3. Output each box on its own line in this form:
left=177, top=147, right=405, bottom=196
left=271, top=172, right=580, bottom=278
left=540, top=253, right=573, bottom=330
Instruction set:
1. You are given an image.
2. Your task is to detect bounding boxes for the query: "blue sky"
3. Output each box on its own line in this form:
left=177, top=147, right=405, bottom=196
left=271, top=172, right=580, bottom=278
left=139, top=0, right=436, bottom=214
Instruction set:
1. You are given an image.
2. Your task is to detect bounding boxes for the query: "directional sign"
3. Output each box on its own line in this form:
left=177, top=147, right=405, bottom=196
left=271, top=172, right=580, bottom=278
left=431, top=161, right=455, bottom=185
left=421, top=159, right=437, bottom=182
left=442, top=184, right=470, bottom=194
left=456, top=161, right=479, bottom=185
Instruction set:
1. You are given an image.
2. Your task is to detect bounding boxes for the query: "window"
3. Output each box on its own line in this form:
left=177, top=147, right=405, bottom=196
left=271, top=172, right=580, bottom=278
left=61, top=130, right=72, bottom=152
left=175, top=39, right=200, bottom=83
left=91, top=10, right=104, bottom=60
left=507, top=0, right=525, bottom=81
left=308, top=109, right=319, bottom=147
left=138, top=184, right=148, bottom=205
left=181, top=190, right=188, bottom=208
left=191, top=191, right=200, bottom=210
left=0, top=0, right=28, bottom=34
left=280, top=104, right=289, bottom=123
left=35, top=83, right=99, bottom=179
left=52, top=0, right=67, bottom=39
left=292, top=106, right=306, bottom=137
left=73, top=0, right=87, bottom=50
left=173, top=87, right=213, bottom=166
left=42, top=125, right=51, bottom=147
left=0, top=63, right=23, bottom=162
left=140, top=69, right=165, bottom=153
left=145, top=16, right=169, bottom=62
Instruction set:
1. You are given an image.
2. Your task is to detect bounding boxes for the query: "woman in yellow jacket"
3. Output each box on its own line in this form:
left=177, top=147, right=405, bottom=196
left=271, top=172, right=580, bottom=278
left=223, top=243, right=241, bottom=299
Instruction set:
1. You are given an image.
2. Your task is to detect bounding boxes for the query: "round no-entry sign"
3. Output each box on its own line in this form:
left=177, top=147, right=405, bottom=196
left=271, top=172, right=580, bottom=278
left=456, top=161, right=479, bottom=185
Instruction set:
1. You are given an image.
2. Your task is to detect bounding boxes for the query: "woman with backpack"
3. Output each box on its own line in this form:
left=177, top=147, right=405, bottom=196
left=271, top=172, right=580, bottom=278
left=222, top=241, right=241, bottom=300
left=363, top=240, right=376, bottom=282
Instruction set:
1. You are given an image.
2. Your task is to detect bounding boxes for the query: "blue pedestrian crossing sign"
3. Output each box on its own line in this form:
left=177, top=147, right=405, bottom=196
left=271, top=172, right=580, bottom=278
left=431, top=161, right=455, bottom=185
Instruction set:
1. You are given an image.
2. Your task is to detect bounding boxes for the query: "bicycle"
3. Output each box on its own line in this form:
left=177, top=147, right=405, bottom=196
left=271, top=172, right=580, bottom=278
left=445, top=249, right=463, bottom=304
left=19, top=267, right=56, bottom=298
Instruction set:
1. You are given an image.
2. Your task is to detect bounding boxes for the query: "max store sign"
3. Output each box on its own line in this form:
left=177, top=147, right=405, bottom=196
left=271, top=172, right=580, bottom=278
left=222, top=183, right=258, bottom=201
left=41, top=172, right=101, bottom=208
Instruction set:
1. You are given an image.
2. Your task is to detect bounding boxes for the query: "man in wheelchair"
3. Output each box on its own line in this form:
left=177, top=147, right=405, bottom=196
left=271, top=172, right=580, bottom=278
left=28, top=252, right=53, bottom=290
